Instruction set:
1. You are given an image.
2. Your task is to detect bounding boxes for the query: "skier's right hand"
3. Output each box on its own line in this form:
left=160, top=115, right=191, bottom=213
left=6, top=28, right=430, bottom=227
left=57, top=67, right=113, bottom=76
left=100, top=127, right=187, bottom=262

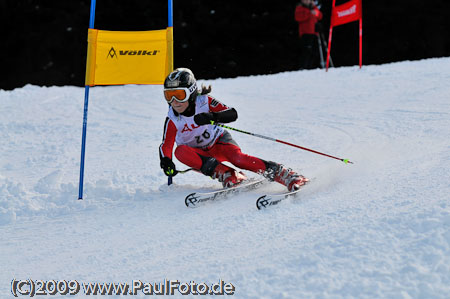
left=160, top=157, right=178, bottom=176
left=194, top=112, right=215, bottom=126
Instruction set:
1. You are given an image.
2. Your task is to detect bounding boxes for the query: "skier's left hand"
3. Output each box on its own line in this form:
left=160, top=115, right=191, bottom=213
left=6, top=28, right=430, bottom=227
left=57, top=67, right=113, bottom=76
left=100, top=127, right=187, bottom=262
left=194, top=112, right=215, bottom=126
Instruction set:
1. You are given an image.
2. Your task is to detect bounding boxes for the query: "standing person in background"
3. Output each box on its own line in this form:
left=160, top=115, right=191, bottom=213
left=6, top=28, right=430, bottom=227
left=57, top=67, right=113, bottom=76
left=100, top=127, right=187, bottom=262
left=295, top=0, right=323, bottom=69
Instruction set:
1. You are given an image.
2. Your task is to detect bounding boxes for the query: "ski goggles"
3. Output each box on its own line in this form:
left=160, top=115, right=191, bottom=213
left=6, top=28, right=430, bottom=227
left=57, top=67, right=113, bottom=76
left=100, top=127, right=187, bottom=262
left=164, top=85, right=196, bottom=104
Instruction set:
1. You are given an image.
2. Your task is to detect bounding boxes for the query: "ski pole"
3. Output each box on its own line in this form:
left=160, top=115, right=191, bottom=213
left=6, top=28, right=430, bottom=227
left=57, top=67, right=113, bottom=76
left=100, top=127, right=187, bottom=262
left=211, top=121, right=353, bottom=164
left=320, top=32, right=334, bottom=67
left=317, top=34, right=325, bottom=69
left=168, top=168, right=194, bottom=185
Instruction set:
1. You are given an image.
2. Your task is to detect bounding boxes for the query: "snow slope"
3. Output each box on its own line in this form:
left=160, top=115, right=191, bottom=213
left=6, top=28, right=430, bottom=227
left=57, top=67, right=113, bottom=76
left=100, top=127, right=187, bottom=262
left=1, top=58, right=449, bottom=298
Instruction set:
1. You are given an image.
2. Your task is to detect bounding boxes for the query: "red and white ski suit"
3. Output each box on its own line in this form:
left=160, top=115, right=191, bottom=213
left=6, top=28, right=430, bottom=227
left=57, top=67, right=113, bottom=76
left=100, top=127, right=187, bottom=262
left=159, top=95, right=266, bottom=173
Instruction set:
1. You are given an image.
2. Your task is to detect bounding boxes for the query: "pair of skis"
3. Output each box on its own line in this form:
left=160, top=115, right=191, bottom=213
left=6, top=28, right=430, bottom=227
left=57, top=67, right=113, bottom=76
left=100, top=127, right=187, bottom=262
left=184, top=178, right=307, bottom=210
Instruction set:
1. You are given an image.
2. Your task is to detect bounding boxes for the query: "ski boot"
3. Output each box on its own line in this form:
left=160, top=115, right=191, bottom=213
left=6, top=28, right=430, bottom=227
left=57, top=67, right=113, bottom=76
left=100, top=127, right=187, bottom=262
left=201, top=157, right=247, bottom=188
left=263, top=161, right=309, bottom=191
left=213, top=165, right=247, bottom=188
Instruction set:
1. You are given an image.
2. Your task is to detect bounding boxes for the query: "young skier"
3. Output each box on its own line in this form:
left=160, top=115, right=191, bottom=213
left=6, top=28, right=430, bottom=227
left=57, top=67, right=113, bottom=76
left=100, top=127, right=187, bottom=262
left=159, top=68, right=308, bottom=191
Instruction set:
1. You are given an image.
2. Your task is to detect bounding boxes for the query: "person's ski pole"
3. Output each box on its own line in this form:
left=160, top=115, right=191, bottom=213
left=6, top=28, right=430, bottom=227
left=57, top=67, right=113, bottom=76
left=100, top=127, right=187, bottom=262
left=317, top=34, right=325, bottom=69
left=168, top=168, right=194, bottom=185
left=320, top=32, right=334, bottom=67
left=211, top=121, right=353, bottom=164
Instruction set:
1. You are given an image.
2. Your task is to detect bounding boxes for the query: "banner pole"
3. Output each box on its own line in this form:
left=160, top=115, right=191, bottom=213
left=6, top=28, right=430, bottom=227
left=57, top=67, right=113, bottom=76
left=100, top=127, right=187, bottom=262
left=359, top=17, right=362, bottom=68
left=168, top=0, right=174, bottom=186
left=326, top=0, right=336, bottom=72
left=78, top=0, right=97, bottom=200
left=325, top=27, right=333, bottom=71
left=168, top=0, right=173, bottom=27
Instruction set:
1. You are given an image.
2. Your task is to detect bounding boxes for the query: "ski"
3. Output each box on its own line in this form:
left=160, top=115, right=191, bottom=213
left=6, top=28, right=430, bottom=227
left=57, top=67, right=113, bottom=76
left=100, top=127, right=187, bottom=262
left=256, top=181, right=310, bottom=210
left=185, top=178, right=266, bottom=208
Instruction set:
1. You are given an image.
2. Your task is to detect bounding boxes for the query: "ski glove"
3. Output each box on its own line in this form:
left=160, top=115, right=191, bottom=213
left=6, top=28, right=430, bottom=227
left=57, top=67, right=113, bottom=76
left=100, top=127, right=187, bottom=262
left=194, top=112, right=215, bottom=126
left=160, top=157, right=178, bottom=176
left=194, top=109, right=238, bottom=126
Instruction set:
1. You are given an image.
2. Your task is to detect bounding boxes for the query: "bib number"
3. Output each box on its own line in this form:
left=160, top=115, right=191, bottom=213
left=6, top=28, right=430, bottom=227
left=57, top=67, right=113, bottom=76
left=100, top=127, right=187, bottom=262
left=195, top=129, right=211, bottom=144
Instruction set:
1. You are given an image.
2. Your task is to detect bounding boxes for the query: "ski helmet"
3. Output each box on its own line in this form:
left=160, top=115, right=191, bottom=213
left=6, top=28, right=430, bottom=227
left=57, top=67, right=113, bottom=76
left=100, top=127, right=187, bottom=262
left=163, top=68, right=198, bottom=103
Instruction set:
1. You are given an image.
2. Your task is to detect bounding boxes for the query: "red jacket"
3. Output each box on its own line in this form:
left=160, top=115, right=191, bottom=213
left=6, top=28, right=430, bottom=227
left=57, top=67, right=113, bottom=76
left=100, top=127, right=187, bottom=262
left=295, top=4, right=323, bottom=37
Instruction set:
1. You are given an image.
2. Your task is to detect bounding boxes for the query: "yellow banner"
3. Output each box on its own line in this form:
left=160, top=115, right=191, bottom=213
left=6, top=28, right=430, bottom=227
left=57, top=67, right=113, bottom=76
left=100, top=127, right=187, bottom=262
left=85, top=27, right=173, bottom=86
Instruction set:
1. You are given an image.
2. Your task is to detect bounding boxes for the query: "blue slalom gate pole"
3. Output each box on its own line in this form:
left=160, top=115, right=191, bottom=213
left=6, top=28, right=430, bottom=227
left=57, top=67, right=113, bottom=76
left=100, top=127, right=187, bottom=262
left=78, top=0, right=97, bottom=199
left=168, top=0, right=174, bottom=186
left=168, top=0, right=173, bottom=27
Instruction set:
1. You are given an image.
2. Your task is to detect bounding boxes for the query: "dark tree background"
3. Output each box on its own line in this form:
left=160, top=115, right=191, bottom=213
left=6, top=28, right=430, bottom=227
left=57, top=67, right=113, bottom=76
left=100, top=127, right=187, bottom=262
left=1, top=0, right=449, bottom=90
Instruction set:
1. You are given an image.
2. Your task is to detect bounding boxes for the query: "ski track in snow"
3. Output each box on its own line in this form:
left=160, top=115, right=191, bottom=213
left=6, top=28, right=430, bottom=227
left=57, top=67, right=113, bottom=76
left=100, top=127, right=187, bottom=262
left=1, top=58, right=450, bottom=298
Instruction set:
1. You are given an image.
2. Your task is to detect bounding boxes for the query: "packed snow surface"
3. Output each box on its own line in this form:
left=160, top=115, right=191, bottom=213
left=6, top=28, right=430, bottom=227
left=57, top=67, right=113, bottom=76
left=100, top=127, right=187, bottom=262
left=1, top=58, right=449, bottom=298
